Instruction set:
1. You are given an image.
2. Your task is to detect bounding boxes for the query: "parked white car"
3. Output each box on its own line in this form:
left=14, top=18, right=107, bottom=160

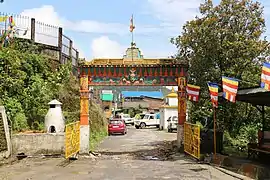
left=120, top=114, right=134, bottom=125
left=135, top=113, right=160, bottom=129
left=167, top=116, right=178, bottom=132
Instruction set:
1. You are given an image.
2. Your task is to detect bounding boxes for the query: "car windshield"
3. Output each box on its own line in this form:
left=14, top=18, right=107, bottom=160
left=143, top=115, right=149, bottom=119
left=110, top=120, right=122, bottom=125
left=123, top=114, right=130, bottom=118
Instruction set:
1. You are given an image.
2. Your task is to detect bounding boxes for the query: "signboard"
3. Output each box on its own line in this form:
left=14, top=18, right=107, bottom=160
left=102, top=90, right=113, bottom=94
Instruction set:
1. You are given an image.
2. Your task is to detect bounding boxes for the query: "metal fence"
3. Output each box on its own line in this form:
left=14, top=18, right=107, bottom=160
left=0, top=12, right=79, bottom=66
left=65, top=121, right=80, bottom=159
left=184, top=122, right=201, bottom=160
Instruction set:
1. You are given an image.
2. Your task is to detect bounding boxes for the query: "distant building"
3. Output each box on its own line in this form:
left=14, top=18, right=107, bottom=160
left=159, top=88, right=178, bottom=130
left=120, top=91, right=164, bottom=113
left=101, top=90, right=114, bottom=119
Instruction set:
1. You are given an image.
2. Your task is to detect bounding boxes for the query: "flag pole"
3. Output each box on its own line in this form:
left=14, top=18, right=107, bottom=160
left=131, top=14, right=134, bottom=62
left=213, top=106, right=217, bottom=159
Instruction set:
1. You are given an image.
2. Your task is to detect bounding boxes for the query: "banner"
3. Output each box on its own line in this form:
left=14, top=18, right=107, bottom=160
left=186, top=84, right=200, bottom=102
left=222, top=76, right=239, bottom=103
left=207, top=82, right=218, bottom=108
left=261, top=62, right=270, bottom=91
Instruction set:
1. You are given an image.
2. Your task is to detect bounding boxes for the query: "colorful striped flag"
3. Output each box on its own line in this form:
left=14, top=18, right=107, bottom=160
left=207, top=82, right=219, bottom=108
left=222, top=76, right=239, bottom=103
left=186, top=84, right=200, bottom=102
left=261, top=62, right=270, bottom=91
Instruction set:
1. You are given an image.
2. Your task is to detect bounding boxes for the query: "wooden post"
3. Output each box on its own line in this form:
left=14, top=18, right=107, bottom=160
left=69, top=40, right=73, bottom=61
left=30, top=18, right=35, bottom=41
left=177, top=67, right=187, bottom=149
left=79, top=73, right=90, bottom=154
left=213, top=107, right=217, bottom=158
left=58, top=27, right=63, bottom=64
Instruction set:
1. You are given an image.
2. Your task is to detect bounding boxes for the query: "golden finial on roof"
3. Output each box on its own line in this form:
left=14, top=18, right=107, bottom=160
left=166, top=87, right=177, bottom=98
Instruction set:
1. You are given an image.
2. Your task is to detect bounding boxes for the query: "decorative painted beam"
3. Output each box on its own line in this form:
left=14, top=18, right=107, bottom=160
left=79, top=65, right=188, bottom=86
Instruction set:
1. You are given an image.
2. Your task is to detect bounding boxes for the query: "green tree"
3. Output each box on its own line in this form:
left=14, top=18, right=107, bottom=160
left=0, top=39, right=80, bottom=131
left=171, top=0, right=269, bottom=134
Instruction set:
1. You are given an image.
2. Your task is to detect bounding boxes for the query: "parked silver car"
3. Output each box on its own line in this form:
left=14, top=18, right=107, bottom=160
left=167, top=116, right=178, bottom=132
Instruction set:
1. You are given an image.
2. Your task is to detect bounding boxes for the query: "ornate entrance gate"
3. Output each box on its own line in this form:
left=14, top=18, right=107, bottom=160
left=78, top=45, right=188, bottom=153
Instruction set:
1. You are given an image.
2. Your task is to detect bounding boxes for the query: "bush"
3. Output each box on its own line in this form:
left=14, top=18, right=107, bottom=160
left=89, top=101, right=108, bottom=151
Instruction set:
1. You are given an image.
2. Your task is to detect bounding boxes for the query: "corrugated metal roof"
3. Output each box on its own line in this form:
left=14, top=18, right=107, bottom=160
left=122, top=91, right=163, bottom=98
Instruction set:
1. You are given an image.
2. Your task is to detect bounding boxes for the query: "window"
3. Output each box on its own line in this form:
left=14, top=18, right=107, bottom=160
left=110, top=120, right=123, bottom=125
left=49, top=126, right=56, bottom=133
left=172, top=116, right=178, bottom=121
left=143, top=115, right=149, bottom=119
left=149, top=116, right=154, bottom=119
left=123, top=114, right=130, bottom=118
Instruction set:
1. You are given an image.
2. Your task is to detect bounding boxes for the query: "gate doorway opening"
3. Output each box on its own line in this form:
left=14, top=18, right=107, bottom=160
left=78, top=45, right=188, bottom=153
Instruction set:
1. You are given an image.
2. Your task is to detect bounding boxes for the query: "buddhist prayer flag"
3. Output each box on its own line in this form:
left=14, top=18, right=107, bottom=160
left=207, top=82, right=219, bottom=108
left=186, top=84, right=200, bottom=102
left=222, top=76, right=239, bottom=103
left=0, top=16, right=8, bottom=22
left=261, top=62, right=270, bottom=91
left=129, top=15, right=135, bottom=32
left=9, top=16, right=15, bottom=27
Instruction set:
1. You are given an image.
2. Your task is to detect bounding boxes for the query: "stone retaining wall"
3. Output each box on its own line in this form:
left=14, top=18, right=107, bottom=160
left=12, top=133, right=65, bottom=155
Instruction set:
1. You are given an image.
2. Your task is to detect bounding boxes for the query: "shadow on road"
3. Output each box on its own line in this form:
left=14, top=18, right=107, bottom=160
left=97, top=140, right=189, bottom=162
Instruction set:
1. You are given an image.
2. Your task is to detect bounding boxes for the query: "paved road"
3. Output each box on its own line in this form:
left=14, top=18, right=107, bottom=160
left=0, top=126, right=240, bottom=180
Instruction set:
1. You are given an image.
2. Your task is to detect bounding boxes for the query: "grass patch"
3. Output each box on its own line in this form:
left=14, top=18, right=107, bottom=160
left=88, top=101, right=108, bottom=151
left=90, top=126, right=108, bottom=151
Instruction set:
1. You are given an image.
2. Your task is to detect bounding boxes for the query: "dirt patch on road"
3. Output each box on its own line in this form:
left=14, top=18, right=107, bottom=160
left=98, top=140, right=180, bottom=161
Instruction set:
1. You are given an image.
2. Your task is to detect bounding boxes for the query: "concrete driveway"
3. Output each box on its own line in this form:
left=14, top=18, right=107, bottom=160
left=0, top=126, right=241, bottom=180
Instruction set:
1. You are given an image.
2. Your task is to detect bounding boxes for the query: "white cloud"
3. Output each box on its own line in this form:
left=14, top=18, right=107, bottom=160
left=91, top=36, right=124, bottom=58
left=17, top=2, right=202, bottom=59
left=146, top=0, right=201, bottom=32
left=20, top=5, right=160, bottom=36
left=20, top=5, right=64, bottom=26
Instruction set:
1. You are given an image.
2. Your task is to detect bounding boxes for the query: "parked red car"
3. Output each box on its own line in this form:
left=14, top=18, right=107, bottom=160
left=108, top=119, right=127, bottom=135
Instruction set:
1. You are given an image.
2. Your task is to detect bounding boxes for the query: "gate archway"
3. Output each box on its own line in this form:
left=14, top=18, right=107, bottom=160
left=78, top=47, right=188, bottom=153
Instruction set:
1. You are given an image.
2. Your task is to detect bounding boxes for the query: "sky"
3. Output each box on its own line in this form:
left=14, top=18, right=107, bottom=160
left=1, top=0, right=270, bottom=61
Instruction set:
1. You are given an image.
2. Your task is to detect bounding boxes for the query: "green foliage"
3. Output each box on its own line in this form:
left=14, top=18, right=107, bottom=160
left=172, top=0, right=270, bottom=154
left=172, top=0, right=269, bottom=137
left=0, top=40, right=79, bottom=131
left=89, top=101, right=108, bottom=151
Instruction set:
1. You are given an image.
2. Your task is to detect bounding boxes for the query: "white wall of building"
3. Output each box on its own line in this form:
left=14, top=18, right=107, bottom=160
left=160, top=107, right=178, bottom=130
left=168, top=98, right=178, bottom=106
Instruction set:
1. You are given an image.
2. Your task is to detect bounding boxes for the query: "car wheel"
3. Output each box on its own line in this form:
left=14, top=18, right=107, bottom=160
left=167, top=128, right=171, bottom=133
left=156, top=125, right=160, bottom=128
left=135, top=125, right=139, bottom=129
left=140, top=122, right=146, bottom=128
left=131, top=123, right=134, bottom=126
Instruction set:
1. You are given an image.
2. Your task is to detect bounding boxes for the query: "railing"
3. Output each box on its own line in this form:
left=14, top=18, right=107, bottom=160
left=65, top=121, right=80, bottom=159
left=184, top=122, right=201, bottom=160
left=0, top=12, right=79, bottom=67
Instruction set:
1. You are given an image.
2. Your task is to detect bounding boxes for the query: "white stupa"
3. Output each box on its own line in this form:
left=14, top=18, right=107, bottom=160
left=44, top=99, right=65, bottom=133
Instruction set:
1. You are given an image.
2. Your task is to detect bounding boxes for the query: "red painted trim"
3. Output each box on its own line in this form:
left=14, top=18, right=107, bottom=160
left=103, top=67, right=107, bottom=76
left=144, top=68, right=148, bottom=76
